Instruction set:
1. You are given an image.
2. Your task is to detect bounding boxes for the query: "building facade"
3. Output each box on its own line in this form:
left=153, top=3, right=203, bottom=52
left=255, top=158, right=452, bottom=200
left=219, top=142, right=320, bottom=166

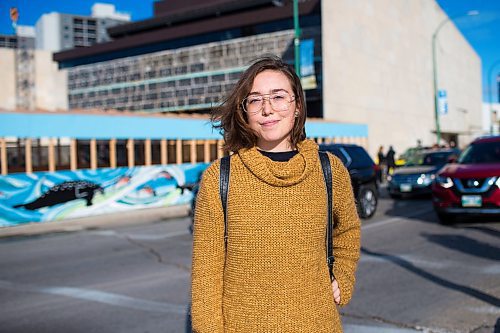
left=0, top=26, right=36, bottom=49
left=66, top=28, right=320, bottom=114
left=0, top=26, right=38, bottom=110
left=56, top=0, right=323, bottom=116
left=0, top=48, right=68, bottom=111
left=36, top=3, right=130, bottom=52
left=483, top=102, right=500, bottom=135
left=54, top=0, right=483, bottom=157
left=322, top=0, right=483, bottom=153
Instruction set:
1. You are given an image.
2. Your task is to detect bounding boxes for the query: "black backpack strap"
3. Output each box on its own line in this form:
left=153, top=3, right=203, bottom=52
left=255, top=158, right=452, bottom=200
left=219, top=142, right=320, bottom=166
left=319, top=151, right=335, bottom=281
left=219, top=155, right=231, bottom=249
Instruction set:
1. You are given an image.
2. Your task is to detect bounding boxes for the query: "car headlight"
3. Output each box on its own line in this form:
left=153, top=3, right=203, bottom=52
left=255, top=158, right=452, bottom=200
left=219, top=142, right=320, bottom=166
left=417, top=173, right=435, bottom=186
left=496, top=177, right=500, bottom=189
left=436, top=175, right=453, bottom=189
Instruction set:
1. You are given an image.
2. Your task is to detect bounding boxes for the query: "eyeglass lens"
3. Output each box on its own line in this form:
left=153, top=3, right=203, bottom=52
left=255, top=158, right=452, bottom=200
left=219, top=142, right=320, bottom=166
left=243, top=92, right=293, bottom=113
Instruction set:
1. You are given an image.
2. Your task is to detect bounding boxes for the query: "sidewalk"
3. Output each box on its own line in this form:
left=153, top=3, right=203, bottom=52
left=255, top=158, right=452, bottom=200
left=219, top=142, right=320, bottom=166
left=0, top=204, right=190, bottom=238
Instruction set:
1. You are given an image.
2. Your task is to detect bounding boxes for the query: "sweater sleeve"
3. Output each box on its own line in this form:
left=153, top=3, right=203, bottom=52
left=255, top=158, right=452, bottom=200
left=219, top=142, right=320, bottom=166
left=329, top=155, right=361, bottom=306
left=191, top=161, right=225, bottom=332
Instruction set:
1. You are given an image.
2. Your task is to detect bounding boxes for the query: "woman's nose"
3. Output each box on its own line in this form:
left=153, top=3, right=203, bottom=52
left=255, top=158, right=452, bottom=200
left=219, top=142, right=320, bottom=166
left=261, top=98, right=273, bottom=115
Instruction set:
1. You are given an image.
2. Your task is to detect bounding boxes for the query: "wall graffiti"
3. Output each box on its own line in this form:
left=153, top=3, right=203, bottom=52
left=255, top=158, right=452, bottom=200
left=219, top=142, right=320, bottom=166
left=0, top=163, right=208, bottom=227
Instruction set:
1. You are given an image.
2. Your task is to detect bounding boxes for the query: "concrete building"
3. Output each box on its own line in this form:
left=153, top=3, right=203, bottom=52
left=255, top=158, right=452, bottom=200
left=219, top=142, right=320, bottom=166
left=0, top=4, right=130, bottom=111
left=36, top=3, right=130, bottom=52
left=0, top=24, right=67, bottom=111
left=0, top=26, right=36, bottom=49
left=0, top=48, right=68, bottom=111
left=322, top=0, right=483, bottom=152
left=56, top=1, right=322, bottom=114
left=54, top=0, right=483, bottom=157
left=483, top=102, right=500, bottom=135
left=0, top=35, right=18, bottom=49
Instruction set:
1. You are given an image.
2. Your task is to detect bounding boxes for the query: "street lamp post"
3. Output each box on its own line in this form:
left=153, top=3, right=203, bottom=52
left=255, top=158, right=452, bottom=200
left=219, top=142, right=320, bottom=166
left=432, top=10, right=478, bottom=145
left=488, top=59, right=500, bottom=134
left=293, top=0, right=301, bottom=77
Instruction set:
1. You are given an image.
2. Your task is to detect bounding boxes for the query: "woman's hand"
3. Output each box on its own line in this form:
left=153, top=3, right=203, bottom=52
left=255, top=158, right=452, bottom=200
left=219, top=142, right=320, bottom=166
left=331, top=279, right=341, bottom=304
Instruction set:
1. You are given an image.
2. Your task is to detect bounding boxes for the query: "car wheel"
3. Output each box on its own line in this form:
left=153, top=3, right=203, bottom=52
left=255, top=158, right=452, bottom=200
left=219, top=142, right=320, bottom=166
left=437, top=212, right=455, bottom=225
left=357, top=184, right=378, bottom=219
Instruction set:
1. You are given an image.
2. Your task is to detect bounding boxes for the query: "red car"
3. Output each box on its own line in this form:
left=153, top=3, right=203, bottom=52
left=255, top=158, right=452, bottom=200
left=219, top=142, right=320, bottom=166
left=432, top=135, right=500, bottom=224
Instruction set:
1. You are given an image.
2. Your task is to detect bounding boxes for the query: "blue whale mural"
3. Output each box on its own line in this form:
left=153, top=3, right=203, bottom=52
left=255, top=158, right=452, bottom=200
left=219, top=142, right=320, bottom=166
left=13, top=180, right=104, bottom=210
left=0, top=163, right=208, bottom=227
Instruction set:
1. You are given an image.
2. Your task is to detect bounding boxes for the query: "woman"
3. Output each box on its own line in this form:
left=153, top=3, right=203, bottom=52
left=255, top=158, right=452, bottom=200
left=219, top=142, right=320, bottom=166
left=191, top=56, right=360, bottom=332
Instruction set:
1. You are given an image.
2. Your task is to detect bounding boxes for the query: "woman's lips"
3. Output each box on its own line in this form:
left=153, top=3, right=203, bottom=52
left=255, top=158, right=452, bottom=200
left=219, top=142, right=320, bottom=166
left=260, top=120, right=279, bottom=127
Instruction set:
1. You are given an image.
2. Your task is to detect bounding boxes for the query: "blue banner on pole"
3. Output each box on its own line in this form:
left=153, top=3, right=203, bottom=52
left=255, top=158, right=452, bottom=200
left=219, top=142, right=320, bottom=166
left=300, top=39, right=317, bottom=90
left=438, top=90, right=448, bottom=115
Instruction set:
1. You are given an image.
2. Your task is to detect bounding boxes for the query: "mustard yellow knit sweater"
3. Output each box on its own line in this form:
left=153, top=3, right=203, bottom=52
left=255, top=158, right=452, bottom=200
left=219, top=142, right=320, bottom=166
left=191, top=139, right=361, bottom=333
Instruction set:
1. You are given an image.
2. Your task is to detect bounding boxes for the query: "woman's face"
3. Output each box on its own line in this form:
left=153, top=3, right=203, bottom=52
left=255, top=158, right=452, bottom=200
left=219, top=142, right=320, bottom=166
left=244, top=70, right=298, bottom=152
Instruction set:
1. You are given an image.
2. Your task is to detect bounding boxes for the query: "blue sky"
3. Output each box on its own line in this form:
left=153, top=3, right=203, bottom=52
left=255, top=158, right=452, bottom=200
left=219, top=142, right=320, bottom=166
left=1, top=0, right=499, bottom=103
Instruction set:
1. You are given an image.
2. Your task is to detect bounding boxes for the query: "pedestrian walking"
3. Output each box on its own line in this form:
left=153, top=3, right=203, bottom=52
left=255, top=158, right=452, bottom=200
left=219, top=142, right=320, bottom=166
left=386, top=145, right=396, bottom=175
left=377, top=145, right=385, bottom=182
left=191, top=56, right=361, bottom=333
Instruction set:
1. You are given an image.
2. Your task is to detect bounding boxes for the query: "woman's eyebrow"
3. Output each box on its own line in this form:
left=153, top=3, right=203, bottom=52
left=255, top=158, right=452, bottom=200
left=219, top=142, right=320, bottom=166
left=270, top=88, right=288, bottom=94
left=247, top=88, right=288, bottom=95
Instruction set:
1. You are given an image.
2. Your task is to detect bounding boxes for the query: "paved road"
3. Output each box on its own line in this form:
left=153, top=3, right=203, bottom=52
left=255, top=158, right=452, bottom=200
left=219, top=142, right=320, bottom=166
left=343, top=191, right=500, bottom=333
left=0, top=190, right=498, bottom=333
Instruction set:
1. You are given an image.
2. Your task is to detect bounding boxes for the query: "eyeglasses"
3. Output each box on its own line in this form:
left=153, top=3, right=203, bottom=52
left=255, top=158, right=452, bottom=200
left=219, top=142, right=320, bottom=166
left=241, top=91, right=295, bottom=114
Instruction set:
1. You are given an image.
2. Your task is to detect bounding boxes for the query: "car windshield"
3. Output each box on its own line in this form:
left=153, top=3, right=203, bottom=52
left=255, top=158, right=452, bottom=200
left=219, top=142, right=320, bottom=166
left=405, top=151, right=453, bottom=166
left=458, top=141, right=500, bottom=164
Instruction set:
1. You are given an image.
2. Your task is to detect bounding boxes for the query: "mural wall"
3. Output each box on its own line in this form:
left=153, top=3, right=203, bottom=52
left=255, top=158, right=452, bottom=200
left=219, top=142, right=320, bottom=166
left=0, top=163, right=208, bottom=227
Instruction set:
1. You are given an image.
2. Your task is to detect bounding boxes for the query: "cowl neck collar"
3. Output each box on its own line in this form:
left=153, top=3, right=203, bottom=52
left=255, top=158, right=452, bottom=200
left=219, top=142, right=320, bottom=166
left=237, top=139, right=319, bottom=187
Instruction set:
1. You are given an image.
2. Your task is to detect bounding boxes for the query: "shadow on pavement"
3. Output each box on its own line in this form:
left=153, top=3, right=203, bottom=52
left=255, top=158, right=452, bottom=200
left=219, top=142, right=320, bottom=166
left=378, top=186, right=435, bottom=223
left=420, top=233, right=500, bottom=261
left=361, top=246, right=500, bottom=308
left=462, top=225, right=500, bottom=238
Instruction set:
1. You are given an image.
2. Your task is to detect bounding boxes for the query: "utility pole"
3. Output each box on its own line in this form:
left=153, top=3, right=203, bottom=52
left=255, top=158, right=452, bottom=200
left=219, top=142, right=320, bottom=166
left=293, top=0, right=301, bottom=77
left=432, top=10, right=478, bottom=145
left=487, top=60, right=500, bottom=134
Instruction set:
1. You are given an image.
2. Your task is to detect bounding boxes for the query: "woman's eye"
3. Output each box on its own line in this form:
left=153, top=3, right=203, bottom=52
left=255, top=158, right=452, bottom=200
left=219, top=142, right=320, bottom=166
left=248, top=97, right=262, bottom=104
left=271, top=94, right=286, bottom=101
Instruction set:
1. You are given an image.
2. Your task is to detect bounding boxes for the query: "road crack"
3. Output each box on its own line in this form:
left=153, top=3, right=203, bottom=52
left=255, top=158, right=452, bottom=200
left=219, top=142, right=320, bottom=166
left=124, top=235, right=191, bottom=272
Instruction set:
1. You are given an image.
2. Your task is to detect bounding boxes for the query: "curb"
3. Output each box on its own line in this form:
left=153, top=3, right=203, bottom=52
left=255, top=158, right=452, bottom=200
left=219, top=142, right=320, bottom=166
left=0, top=204, right=190, bottom=238
left=344, top=324, right=421, bottom=332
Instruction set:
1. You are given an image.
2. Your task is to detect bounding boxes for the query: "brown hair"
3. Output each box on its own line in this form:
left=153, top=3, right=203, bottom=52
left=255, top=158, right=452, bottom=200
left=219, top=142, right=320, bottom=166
left=211, top=55, right=307, bottom=153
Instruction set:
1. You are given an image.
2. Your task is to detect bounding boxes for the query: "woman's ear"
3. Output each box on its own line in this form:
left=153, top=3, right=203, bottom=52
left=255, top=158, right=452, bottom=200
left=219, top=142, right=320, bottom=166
left=295, top=103, right=302, bottom=118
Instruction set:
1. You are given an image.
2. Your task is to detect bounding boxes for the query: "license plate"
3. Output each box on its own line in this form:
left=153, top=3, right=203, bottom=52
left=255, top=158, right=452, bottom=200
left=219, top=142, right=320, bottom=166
left=400, top=184, right=412, bottom=192
left=461, top=195, right=482, bottom=207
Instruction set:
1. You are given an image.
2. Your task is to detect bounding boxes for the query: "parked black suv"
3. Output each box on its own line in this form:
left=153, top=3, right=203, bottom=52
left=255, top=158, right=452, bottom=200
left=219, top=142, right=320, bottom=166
left=319, top=143, right=379, bottom=219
